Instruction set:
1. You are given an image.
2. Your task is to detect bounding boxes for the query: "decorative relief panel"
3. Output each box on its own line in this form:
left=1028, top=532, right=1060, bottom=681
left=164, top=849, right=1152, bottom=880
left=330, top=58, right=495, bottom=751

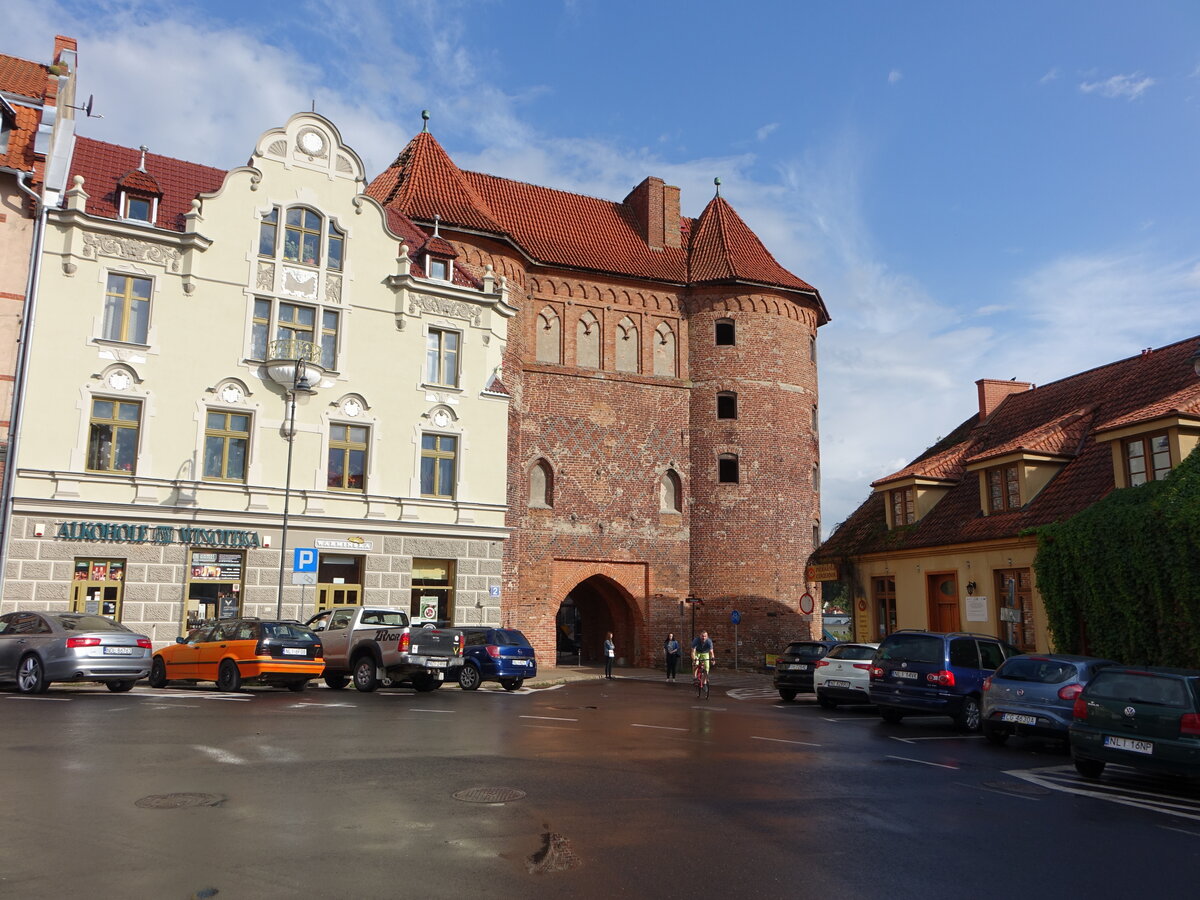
left=82, top=233, right=182, bottom=272
left=280, top=266, right=318, bottom=300
left=325, top=273, right=342, bottom=303
left=267, top=139, right=287, bottom=156
left=407, top=295, right=482, bottom=325
left=256, top=261, right=275, bottom=291
left=336, top=155, right=353, bottom=173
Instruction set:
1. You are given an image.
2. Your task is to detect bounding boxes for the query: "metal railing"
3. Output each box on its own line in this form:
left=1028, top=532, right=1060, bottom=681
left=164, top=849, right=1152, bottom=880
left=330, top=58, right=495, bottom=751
left=267, top=338, right=321, bottom=364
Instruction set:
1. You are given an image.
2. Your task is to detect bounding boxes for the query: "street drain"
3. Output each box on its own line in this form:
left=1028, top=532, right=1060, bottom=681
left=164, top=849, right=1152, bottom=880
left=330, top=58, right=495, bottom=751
left=527, top=831, right=580, bottom=874
left=453, top=787, right=526, bottom=804
left=135, top=792, right=227, bottom=809
left=983, top=780, right=1052, bottom=796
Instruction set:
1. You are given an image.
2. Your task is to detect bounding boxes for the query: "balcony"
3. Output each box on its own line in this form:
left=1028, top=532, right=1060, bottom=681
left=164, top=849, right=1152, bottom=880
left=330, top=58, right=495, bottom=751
left=264, top=338, right=323, bottom=390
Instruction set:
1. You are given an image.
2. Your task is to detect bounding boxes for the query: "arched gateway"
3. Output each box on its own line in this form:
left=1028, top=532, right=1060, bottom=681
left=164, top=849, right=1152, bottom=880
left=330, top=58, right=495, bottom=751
left=552, top=569, right=645, bottom=668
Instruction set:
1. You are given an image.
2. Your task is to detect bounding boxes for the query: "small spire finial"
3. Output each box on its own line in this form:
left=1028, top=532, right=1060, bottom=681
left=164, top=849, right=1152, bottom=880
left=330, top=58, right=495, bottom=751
left=432, top=213, right=441, bottom=237
left=713, top=176, right=721, bottom=198
left=138, top=145, right=149, bottom=172
left=311, top=98, right=316, bottom=113
left=421, top=109, right=430, bottom=133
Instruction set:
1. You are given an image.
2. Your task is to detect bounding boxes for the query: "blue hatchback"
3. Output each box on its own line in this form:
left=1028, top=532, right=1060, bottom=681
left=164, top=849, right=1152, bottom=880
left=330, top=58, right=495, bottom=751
left=453, top=627, right=537, bottom=691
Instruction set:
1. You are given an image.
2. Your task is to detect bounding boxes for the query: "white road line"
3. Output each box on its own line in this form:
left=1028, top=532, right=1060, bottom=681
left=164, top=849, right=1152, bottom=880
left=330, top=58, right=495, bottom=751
left=520, top=723, right=581, bottom=730
left=520, top=715, right=578, bottom=722
left=6, top=695, right=71, bottom=701
left=890, top=735, right=986, bottom=744
left=752, top=736, right=821, bottom=747
left=887, top=755, right=959, bottom=770
left=692, top=706, right=726, bottom=711
left=409, top=708, right=455, bottom=713
left=823, top=717, right=877, bottom=723
left=632, top=723, right=687, bottom=732
left=1009, top=766, right=1200, bottom=823
left=955, top=781, right=1042, bottom=801
left=193, top=745, right=246, bottom=765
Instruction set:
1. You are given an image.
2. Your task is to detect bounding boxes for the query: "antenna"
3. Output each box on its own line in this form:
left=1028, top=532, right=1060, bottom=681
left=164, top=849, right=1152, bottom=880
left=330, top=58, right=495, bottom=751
left=68, top=94, right=104, bottom=119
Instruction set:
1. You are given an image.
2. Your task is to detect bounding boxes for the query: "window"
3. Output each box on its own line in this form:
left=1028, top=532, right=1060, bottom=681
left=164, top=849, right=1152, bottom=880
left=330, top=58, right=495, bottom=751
left=327, top=220, right=344, bottom=271
left=986, top=464, right=1020, bottom=512
left=252, top=299, right=339, bottom=370
left=653, top=322, right=676, bottom=376
left=813, top=524, right=820, bottom=547
left=890, top=487, right=915, bottom=526
left=873, top=576, right=897, bottom=638
left=536, top=307, right=562, bottom=364
left=103, top=274, right=151, bottom=344
left=718, top=453, right=739, bottom=483
left=1125, top=433, right=1171, bottom=486
left=529, top=459, right=553, bottom=508
left=283, top=207, right=322, bottom=265
left=812, top=405, right=818, bottom=436
left=715, top=318, right=735, bottom=346
left=421, top=434, right=457, bottom=498
left=123, top=194, right=153, bottom=222
left=204, top=411, right=250, bottom=482
left=661, top=469, right=682, bottom=512
left=261, top=205, right=344, bottom=270
left=258, top=207, right=278, bottom=256
left=577, top=310, right=600, bottom=368
left=615, top=316, right=639, bottom=373
left=812, top=463, right=820, bottom=492
left=717, top=392, right=737, bottom=420
left=950, top=638, right=981, bottom=669
left=427, top=258, right=449, bottom=280
left=87, top=398, right=141, bottom=474
left=810, top=335, right=817, bottom=362
left=411, top=558, right=455, bottom=624
left=328, top=424, right=367, bottom=491
left=425, top=328, right=460, bottom=387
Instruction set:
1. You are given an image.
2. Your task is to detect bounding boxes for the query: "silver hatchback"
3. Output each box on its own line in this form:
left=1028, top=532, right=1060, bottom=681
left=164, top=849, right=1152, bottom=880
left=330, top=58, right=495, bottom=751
left=0, top=611, right=153, bottom=693
left=981, top=653, right=1115, bottom=746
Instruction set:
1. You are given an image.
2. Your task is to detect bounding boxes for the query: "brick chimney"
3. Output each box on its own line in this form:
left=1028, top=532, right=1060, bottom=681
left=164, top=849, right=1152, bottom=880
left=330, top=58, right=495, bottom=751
left=623, top=177, right=681, bottom=250
left=976, top=378, right=1033, bottom=420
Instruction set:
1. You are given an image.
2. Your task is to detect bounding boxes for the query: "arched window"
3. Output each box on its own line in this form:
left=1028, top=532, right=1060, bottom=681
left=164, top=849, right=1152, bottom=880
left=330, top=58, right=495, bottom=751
left=536, top=307, right=561, bottom=364
left=576, top=310, right=600, bottom=368
left=717, top=391, right=737, bottom=420
left=715, top=318, right=735, bottom=346
left=615, top=316, right=639, bottom=373
left=529, top=459, right=553, bottom=508
left=718, top=453, right=739, bottom=483
left=660, top=469, right=682, bottom=512
left=260, top=205, right=344, bottom=270
left=653, top=322, right=676, bottom=376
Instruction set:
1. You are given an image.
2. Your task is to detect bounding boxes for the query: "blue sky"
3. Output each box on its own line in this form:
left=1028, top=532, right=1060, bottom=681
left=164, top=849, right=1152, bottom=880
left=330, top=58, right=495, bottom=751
left=5, top=0, right=1199, bottom=533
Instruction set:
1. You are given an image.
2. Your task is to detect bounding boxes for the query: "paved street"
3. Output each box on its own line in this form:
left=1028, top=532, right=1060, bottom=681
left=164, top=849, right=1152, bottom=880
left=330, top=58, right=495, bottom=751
left=1, top=670, right=1197, bottom=899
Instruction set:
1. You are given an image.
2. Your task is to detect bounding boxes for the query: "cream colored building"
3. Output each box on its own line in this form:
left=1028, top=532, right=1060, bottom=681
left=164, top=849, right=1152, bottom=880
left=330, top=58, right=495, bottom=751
left=2, top=113, right=514, bottom=643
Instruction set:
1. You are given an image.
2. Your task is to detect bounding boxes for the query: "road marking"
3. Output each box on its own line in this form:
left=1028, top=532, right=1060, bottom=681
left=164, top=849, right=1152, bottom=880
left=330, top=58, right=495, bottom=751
left=6, top=695, right=71, bottom=701
left=632, top=723, right=687, bottom=732
left=752, top=736, right=821, bottom=747
left=955, top=781, right=1042, bottom=801
left=409, top=708, right=455, bottom=713
left=887, top=755, right=959, bottom=770
left=520, top=723, right=581, bottom=731
left=520, top=715, right=578, bottom=722
left=692, top=706, right=726, bottom=711
left=823, top=717, right=877, bottom=723
left=287, top=701, right=357, bottom=709
left=193, top=745, right=246, bottom=765
left=890, top=735, right=986, bottom=744
left=727, top=688, right=782, bottom=701
left=1159, top=825, right=1200, bottom=839
left=1009, top=765, right=1200, bottom=823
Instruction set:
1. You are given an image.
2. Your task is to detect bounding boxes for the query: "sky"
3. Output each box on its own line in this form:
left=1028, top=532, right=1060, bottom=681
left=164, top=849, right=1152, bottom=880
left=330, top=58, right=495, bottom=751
left=4, top=0, right=1199, bottom=535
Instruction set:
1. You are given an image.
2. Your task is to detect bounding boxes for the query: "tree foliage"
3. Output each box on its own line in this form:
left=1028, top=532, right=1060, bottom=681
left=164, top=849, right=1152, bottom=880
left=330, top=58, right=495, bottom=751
left=1034, top=445, right=1200, bottom=667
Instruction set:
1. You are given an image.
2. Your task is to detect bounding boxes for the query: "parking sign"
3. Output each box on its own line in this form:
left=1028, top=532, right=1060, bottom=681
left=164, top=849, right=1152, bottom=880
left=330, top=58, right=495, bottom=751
left=293, top=548, right=317, bottom=572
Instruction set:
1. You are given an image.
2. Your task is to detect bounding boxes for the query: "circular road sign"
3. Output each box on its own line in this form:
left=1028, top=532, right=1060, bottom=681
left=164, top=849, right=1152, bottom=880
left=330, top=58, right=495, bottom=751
left=730, top=610, right=741, bottom=625
left=799, top=592, right=815, bottom=615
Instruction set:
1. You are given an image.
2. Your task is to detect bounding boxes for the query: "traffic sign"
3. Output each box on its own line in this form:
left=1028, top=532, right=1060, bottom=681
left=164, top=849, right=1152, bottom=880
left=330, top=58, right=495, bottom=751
left=293, top=548, right=317, bottom=573
left=730, top=610, right=741, bottom=625
left=799, top=592, right=815, bottom=615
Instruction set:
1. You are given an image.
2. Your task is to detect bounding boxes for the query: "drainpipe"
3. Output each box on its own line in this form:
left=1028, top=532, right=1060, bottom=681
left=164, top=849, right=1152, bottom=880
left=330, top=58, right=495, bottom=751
left=0, top=169, right=47, bottom=595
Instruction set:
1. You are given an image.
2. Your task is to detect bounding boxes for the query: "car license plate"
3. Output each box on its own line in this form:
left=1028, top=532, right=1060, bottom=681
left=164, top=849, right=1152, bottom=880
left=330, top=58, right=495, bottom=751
left=282, top=647, right=306, bottom=656
left=1001, top=713, right=1037, bottom=726
left=796, top=664, right=810, bottom=671
left=825, top=679, right=851, bottom=688
left=511, top=659, right=528, bottom=666
left=426, top=658, right=447, bottom=668
left=103, top=646, right=134, bottom=656
left=1104, top=735, right=1154, bottom=755
left=894, top=670, right=919, bottom=680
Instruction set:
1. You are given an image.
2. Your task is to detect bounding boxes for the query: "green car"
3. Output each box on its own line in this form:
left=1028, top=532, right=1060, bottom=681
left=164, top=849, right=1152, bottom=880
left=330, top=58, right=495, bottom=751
left=1069, top=666, right=1200, bottom=780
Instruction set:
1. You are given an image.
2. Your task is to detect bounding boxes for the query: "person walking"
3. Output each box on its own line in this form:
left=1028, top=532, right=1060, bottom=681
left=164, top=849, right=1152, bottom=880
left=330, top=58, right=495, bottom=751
left=603, top=633, right=615, bottom=679
left=663, top=633, right=681, bottom=682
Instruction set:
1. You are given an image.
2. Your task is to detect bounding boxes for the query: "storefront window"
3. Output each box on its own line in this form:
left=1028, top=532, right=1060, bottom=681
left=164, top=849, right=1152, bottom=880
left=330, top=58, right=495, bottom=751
left=185, top=550, right=245, bottom=630
left=410, top=558, right=455, bottom=625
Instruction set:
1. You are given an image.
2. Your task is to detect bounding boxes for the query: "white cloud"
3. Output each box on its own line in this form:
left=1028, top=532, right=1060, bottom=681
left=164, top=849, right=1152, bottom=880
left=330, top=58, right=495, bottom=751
left=1039, top=67, right=1059, bottom=84
left=1079, top=72, right=1155, bottom=100
left=888, top=69, right=903, bottom=84
left=756, top=122, right=779, bottom=141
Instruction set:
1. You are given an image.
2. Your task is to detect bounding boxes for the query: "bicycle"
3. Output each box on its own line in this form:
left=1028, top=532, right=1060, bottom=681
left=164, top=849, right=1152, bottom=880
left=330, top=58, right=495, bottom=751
left=693, top=657, right=711, bottom=700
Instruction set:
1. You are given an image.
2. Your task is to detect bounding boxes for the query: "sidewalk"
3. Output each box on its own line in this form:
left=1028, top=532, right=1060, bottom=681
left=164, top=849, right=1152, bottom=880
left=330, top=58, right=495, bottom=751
left=524, top=663, right=773, bottom=690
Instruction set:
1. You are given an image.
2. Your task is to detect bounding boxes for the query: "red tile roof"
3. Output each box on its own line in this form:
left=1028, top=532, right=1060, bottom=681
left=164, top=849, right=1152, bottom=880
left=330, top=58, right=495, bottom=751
left=116, top=168, right=162, bottom=195
left=0, top=102, right=40, bottom=172
left=817, top=336, right=1200, bottom=560
left=0, top=53, right=49, bottom=100
left=367, top=130, right=822, bottom=301
left=68, top=138, right=226, bottom=231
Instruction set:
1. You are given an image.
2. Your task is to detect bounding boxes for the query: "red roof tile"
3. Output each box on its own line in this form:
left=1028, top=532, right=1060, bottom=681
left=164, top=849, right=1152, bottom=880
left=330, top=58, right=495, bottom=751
left=0, top=102, right=40, bottom=172
left=0, top=53, right=49, bottom=100
left=68, top=138, right=226, bottom=231
left=872, top=438, right=977, bottom=486
left=116, top=168, right=162, bottom=195
left=689, top=196, right=815, bottom=292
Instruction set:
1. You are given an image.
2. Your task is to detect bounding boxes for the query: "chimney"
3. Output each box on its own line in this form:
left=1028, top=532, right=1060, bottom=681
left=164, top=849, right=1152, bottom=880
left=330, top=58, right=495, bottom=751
left=624, top=177, right=681, bottom=250
left=976, top=379, right=1033, bottom=420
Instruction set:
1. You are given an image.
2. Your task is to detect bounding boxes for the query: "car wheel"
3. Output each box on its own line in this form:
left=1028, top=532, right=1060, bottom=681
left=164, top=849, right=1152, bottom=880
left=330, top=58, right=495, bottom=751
left=106, top=680, right=135, bottom=693
left=1074, top=757, right=1105, bottom=779
left=816, top=692, right=837, bottom=710
left=458, top=665, right=482, bottom=691
left=956, top=696, right=983, bottom=733
left=324, top=674, right=349, bottom=690
left=216, top=659, right=242, bottom=693
left=778, top=688, right=797, bottom=702
left=412, top=674, right=441, bottom=692
left=880, top=706, right=904, bottom=724
left=500, top=678, right=524, bottom=692
left=16, top=654, right=48, bottom=694
left=286, top=680, right=308, bottom=692
left=352, top=656, right=378, bottom=693
left=148, top=656, right=168, bottom=688
left=983, top=722, right=1009, bottom=746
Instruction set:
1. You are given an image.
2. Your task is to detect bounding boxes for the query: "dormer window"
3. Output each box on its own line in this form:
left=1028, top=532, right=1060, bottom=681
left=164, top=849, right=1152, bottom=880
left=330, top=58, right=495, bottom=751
left=427, top=257, right=450, bottom=280
left=890, top=487, right=915, bottom=525
left=986, top=463, right=1021, bottom=513
left=122, top=193, right=154, bottom=222
left=1124, top=433, right=1171, bottom=486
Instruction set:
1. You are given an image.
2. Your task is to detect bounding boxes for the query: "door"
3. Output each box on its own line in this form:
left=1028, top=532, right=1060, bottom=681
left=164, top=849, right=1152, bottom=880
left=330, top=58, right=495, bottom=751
left=70, top=559, right=126, bottom=620
left=168, top=628, right=208, bottom=680
left=196, top=621, right=240, bottom=682
left=927, top=573, right=961, bottom=632
left=316, top=554, right=363, bottom=612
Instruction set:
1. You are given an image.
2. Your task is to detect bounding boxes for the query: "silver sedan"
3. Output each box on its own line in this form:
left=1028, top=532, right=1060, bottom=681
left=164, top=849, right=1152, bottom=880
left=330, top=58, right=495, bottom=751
left=0, top=611, right=152, bottom=693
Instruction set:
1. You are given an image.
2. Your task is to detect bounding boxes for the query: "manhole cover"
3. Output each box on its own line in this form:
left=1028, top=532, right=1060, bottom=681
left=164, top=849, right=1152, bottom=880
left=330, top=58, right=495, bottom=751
left=453, top=787, right=526, bottom=804
left=983, top=780, right=1051, bottom=796
left=135, top=792, right=227, bottom=809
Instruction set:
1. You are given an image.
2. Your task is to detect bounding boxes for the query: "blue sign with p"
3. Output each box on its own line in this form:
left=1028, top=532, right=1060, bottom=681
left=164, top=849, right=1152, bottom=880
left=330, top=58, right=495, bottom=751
left=293, top=548, right=317, bottom=573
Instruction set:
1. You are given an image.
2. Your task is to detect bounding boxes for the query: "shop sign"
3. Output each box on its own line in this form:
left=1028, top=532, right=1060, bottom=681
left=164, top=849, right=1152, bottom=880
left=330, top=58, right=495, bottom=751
left=314, top=537, right=373, bottom=551
left=805, top=563, right=839, bottom=582
left=190, top=552, right=245, bottom=580
left=55, top=521, right=261, bottom=548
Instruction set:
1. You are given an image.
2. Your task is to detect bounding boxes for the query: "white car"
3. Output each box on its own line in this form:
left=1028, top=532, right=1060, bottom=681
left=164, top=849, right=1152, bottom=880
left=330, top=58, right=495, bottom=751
left=813, top=642, right=880, bottom=709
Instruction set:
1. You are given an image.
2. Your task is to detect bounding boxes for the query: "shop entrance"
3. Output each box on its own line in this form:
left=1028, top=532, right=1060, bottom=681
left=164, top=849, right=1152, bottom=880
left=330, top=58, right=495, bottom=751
left=556, top=574, right=638, bottom=667
left=315, top=554, right=363, bottom=611
left=184, top=550, right=245, bottom=631
left=70, top=558, right=126, bottom=620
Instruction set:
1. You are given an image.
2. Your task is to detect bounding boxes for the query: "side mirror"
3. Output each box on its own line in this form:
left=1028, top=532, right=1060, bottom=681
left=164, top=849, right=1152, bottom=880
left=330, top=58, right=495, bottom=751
left=175, top=637, right=187, bottom=644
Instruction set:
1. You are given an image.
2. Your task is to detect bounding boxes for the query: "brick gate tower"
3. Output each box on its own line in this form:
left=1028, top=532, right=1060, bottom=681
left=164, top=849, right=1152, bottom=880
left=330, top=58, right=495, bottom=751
left=368, top=127, right=829, bottom=668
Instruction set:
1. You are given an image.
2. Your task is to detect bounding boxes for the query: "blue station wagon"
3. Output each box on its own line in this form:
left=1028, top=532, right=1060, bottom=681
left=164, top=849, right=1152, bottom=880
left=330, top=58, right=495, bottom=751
left=453, top=627, right=537, bottom=692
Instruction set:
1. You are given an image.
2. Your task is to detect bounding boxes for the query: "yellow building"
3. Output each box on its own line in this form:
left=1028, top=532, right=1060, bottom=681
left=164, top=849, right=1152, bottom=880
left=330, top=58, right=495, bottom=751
left=812, top=341, right=1200, bottom=652
left=1, top=113, right=513, bottom=643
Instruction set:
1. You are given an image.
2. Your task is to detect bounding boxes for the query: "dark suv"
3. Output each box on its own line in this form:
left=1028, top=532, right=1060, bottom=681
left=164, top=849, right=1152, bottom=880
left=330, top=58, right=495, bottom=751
left=452, top=627, right=537, bottom=692
left=773, top=640, right=843, bottom=701
left=869, top=630, right=1020, bottom=732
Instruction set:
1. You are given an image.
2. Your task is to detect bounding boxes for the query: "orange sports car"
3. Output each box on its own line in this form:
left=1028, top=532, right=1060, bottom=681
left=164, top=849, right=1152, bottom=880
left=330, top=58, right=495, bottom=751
left=149, top=618, right=323, bottom=692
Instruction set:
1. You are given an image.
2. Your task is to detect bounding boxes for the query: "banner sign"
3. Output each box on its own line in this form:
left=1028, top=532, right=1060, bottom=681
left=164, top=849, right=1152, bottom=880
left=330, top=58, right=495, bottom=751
left=805, top=563, right=839, bottom=582
left=56, top=521, right=260, bottom=548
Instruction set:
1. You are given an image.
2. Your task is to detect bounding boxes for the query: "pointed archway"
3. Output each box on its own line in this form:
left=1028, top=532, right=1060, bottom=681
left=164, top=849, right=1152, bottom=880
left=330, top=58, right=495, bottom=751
left=556, top=574, right=639, bottom=667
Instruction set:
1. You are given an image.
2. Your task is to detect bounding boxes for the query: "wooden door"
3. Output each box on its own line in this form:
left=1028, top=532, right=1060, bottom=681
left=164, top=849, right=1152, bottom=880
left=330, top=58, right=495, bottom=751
left=927, top=573, right=960, bottom=632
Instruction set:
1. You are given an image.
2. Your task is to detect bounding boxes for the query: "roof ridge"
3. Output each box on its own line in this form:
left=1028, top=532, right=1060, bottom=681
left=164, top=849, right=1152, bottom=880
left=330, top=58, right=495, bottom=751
left=74, top=136, right=227, bottom=176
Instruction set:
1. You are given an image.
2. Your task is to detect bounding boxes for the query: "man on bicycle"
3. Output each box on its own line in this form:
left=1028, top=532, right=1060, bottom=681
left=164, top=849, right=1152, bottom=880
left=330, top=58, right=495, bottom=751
left=691, top=630, right=715, bottom=674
